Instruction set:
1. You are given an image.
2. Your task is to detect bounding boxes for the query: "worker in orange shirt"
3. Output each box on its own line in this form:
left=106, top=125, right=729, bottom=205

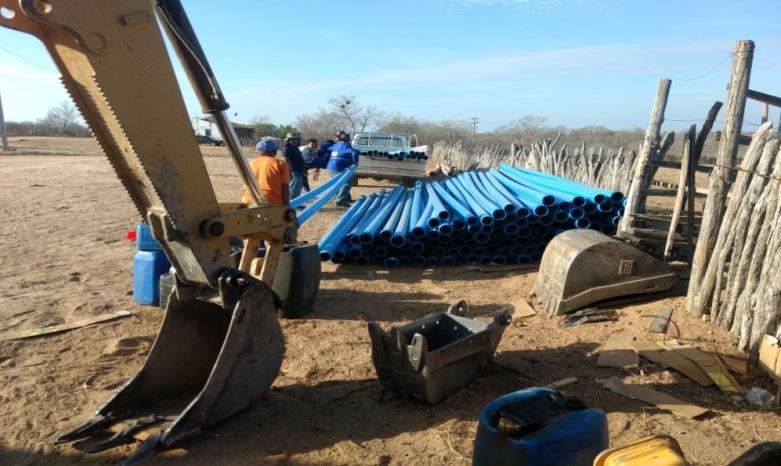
left=241, top=138, right=290, bottom=206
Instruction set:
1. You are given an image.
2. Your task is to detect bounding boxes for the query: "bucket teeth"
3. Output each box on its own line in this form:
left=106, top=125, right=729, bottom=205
left=54, top=273, right=284, bottom=459
left=82, top=415, right=167, bottom=453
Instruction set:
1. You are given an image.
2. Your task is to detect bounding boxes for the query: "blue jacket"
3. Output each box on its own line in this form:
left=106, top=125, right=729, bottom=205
left=306, top=140, right=335, bottom=169
left=326, top=141, right=359, bottom=172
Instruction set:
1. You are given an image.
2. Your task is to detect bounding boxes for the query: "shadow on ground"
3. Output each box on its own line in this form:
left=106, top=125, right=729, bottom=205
left=312, top=288, right=514, bottom=322
left=323, top=264, right=537, bottom=284
left=3, top=340, right=767, bottom=465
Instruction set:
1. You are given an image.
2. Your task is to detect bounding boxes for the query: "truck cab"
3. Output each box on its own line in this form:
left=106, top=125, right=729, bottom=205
left=352, top=132, right=418, bottom=155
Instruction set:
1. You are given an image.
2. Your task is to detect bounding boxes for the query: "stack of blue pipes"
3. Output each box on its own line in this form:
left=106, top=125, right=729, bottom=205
left=361, top=150, right=428, bottom=161
left=319, top=165, right=625, bottom=267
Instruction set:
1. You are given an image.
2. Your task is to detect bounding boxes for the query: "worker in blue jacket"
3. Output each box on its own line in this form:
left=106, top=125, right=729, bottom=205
left=305, top=138, right=334, bottom=183
left=326, top=131, right=359, bottom=207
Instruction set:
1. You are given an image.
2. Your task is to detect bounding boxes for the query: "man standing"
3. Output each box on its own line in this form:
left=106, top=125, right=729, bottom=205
left=241, top=138, right=290, bottom=206
left=301, top=138, right=318, bottom=163
left=326, top=131, right=359, bottom=207
left=284, top=132, right=307, bottom=198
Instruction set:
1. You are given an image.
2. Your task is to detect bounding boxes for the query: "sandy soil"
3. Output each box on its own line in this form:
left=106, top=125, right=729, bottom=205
left=1, top=137, right=780, bottom=466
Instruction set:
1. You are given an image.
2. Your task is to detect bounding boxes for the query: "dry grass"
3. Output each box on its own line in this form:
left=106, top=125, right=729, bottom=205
left=427, top=138, right=637, bottom=192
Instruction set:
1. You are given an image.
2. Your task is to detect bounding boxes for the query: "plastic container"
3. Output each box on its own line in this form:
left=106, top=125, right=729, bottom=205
left=133, top=249, right=171, bottom=306
left=594, top=435, right=687, bottom=466
left=133, top=221, right=170, bottom=306
left=472, top=387, right=608, bottom=466
left=136, top=221, right=162, bottom=251
left=158, top=268, right=175, bottom=310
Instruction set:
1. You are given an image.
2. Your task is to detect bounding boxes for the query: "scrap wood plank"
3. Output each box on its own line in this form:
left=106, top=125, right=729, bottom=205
left=631, top=341, right=712, bottom=387
left=513, top=299, right=537, bottom=319
left=547, top=377, right=578, bottom=389
left=597, top=334, right=638, bottom=368
left=0, top=310, right=133, bottom=342
left=721, top=354, right=748, bottom=375
left=661, top=342, right=744, bottom=394
left=759, top=335, right=781, bottom=384
left=648, top=307, right=673, bottom=334
left=602, top=376, right=709, bottom=419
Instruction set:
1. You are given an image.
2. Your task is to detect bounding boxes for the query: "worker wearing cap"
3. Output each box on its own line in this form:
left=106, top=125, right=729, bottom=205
left=327, top=131, right=359, bottom=207
left=284, top=132, right=307, bottom=199
left=241, top=138, right=290, bottom=206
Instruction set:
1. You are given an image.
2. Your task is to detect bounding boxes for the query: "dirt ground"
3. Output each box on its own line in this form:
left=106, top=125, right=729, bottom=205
left=1, top=137, right=779, bottom=466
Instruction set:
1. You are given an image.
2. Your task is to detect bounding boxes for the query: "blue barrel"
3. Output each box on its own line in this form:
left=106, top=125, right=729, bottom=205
left=133, top=221, right=171, bottom=306
left=473, top=388, right=608, bottom=466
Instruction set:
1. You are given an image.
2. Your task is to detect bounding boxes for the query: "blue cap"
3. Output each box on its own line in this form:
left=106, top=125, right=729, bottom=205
left=256, top=138, right=277, bottom=154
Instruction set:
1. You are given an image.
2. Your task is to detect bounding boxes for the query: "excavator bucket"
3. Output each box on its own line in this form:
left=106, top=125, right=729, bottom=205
left=55, top=272, right=284, bottom=459
left=532, top=230, right=678, bottom=316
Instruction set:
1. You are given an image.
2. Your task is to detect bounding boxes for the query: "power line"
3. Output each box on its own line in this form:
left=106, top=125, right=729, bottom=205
left=668, top=55, right=730, bottom=82
left=0, top=44, right=56, bottom=72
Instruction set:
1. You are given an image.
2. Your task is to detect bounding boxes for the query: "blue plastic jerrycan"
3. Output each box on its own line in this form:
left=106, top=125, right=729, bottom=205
left=133, top=221, right=171, bottom=306
left=473, top=387, right=608, bottom=466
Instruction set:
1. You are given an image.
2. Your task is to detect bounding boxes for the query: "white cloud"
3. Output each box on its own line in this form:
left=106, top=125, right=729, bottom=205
left=232, top=39, right=748, bottom=99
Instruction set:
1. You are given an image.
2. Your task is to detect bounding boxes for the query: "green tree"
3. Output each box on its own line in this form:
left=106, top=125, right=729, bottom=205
left=250, top=116, right=277, bottom=138
left=275, top=124, right=299, bottom=140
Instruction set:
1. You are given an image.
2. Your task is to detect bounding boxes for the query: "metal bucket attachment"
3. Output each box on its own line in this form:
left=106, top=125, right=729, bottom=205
left=532, top=230, right=678, bottom=316
left=368, top=303, right=511, bottom=404
left=55, top=271, right=284, bottom=461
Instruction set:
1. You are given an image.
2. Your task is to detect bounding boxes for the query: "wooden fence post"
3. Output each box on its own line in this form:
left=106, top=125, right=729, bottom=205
left=687, top=40, right=754, bottom=316
left=0, top=90, right=9, bottom=152
left=664, top=125, right=696, bottom=262
left=620, top=78, right=672, bottom=234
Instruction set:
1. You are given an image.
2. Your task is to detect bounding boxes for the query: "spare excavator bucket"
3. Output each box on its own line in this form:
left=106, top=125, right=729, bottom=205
left=531, top=230, right=678, bottom=316
left=55, top=273, right=284, bottom=460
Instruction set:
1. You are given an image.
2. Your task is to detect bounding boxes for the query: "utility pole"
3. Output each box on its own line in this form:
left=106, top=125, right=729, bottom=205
left=469, top=117, right=479, bottom=143
left=0, top=90, right=9, bottom=152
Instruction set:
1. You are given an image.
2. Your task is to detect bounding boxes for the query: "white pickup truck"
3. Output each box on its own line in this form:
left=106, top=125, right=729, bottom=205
left=352, top=132, right=427, bottom=161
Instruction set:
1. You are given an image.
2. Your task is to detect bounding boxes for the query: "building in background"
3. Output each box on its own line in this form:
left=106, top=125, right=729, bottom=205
left=192, top=116, right=256, bottom=146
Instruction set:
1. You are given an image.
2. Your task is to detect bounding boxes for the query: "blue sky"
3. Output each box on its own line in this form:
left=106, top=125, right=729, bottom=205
left=0, top=0, right=779, bottom=131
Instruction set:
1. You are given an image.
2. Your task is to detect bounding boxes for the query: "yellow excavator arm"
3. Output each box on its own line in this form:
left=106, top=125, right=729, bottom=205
left=1, top=0, right=294, bottom=462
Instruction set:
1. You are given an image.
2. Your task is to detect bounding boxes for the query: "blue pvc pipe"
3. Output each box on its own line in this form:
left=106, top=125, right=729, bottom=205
left=500, top=165, right=587, bottom=208
left=291, top=165, right=356, bottom=208
left=410, top=241, right=425, bottom=254
left=569, top=207, right=586, bottom=220
left=297, top=165, right=358, bottom=226
left=575, top=218, right=591, bottom=229
left=359, top=187, right=404, bottom=244
left=476, top=170, right=521, bottom=214
left=504, top=165, right=618, bottom=206
left=380, top=190, right=408, bottom=242
left=487, top=171, right=550, bottom=216
left=431, top=181, right=476, bottom=226
left=491, top=170, right=556, bottom=208
left=347, top=191, right=386, bottom=245
left=391, top=190, right=415, bottom=248
left=445, top=176, right=493, bottom=225
left=411, top=203, right=434, bottom=238
left=319, top=195, right=369, bottom=260
left=424, top=183, right=451, bottom=225
left=459, top=172, right=506, bottom=220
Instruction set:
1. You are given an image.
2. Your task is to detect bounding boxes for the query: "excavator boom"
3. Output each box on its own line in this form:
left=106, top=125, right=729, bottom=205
left=0, top=0, right=294, bottom=461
